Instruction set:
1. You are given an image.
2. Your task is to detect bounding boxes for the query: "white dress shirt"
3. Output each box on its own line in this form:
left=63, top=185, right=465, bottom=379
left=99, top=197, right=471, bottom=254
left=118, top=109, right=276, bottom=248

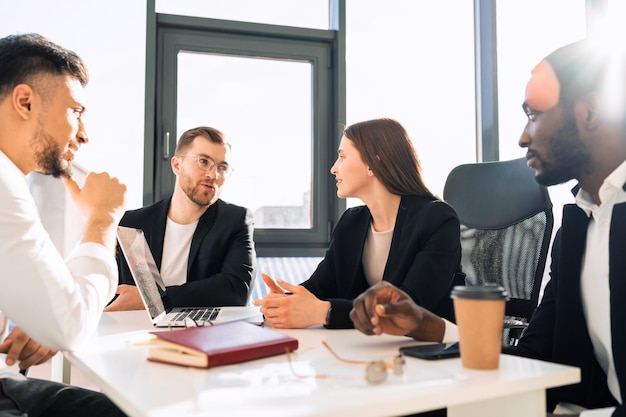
left=575, top=159, right=626, bottom=417
left=0, top=151, right=118, bottom=367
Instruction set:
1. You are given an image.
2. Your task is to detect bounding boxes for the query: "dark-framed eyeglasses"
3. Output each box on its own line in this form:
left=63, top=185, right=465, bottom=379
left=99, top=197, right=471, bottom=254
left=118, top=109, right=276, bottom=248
left=285, top=340, right=405, bottom=385
left=177, top=154, right=234, bottom=178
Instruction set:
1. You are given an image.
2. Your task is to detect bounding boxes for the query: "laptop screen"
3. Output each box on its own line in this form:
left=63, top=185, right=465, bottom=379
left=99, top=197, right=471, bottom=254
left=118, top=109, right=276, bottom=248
left=116, top=226, right=168, bottom=320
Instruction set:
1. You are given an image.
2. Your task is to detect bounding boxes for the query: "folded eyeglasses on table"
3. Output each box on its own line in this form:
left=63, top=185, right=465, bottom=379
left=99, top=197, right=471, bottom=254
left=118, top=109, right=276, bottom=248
left=285, top=340, right=405, bottom=384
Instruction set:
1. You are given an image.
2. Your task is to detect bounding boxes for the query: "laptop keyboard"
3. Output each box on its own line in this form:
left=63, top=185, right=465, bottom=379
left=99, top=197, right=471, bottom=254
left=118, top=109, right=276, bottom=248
left=171, top=307, right=220, bottom=323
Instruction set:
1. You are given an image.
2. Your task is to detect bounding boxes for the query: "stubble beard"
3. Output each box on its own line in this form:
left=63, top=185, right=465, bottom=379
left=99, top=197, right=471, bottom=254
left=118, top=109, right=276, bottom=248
left=180, top=175, right=217, bottom=207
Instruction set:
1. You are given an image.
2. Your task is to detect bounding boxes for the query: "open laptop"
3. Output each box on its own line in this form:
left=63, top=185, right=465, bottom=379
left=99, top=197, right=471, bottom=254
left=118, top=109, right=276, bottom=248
left=116, top=226, right=263, bottom=327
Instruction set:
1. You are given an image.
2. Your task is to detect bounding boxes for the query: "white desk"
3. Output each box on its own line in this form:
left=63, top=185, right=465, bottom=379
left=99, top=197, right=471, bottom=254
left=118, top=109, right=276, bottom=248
left=65, top=311, right=580, bottom=417
left=50, top=310, right=155, bottom=383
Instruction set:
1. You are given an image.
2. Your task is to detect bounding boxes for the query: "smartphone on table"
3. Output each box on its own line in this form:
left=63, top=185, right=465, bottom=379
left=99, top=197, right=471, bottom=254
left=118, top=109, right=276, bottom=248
left=399, top=342, right=460, bottom=360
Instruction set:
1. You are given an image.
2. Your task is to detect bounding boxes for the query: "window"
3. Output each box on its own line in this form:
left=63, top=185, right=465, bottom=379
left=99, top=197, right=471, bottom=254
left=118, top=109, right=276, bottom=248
left=495, top=0, right=587, bottom=262
left=153, top=11, right=344, bottom=255
left=496, top=0, right=587, bottom=163
left=345, top=0, right=476, bottom=205
left=176, top=52, right=313, bottom=229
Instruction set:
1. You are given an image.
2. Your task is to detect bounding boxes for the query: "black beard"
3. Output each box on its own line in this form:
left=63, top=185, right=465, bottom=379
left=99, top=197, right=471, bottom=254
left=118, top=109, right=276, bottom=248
left=534, top=116, right=591, bottom=187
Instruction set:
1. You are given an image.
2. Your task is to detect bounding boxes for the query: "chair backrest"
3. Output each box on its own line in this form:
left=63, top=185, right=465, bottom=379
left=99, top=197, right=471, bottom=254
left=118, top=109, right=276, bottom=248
left=443, top=157, right=553, bottom=322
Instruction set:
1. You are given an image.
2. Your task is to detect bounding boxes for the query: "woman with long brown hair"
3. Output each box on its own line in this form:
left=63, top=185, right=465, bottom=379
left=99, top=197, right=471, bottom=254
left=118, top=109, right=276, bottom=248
left=255, top=118, right=463, bottom=331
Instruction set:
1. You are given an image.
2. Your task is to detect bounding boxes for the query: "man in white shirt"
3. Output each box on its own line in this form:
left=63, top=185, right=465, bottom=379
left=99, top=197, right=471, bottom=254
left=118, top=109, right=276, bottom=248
left=0, top=33, right=127, bottom=416
left=350, top=39, right=626, bottom=417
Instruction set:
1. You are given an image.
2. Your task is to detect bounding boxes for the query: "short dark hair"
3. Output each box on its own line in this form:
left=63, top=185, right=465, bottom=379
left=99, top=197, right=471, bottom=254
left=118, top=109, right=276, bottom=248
left=0, top=33, right=88, bottom=99
left=546, top=39, right=626, bottom=105
left=175, top=126, right=231, bottom=154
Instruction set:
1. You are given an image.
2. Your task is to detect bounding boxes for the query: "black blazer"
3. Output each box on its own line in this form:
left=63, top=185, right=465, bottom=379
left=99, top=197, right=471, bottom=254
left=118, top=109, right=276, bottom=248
left=509, top=202, right=626, bottom=415
left=117, top=198, right=256, bottom=307
left=301, top=194, right=464, bottom=329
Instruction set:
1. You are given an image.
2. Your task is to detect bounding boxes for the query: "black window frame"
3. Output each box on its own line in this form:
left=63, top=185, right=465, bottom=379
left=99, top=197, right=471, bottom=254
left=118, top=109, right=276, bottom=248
left=143, top=0, right=603, bottom=256
left=145, top=1, right=346, bottom=257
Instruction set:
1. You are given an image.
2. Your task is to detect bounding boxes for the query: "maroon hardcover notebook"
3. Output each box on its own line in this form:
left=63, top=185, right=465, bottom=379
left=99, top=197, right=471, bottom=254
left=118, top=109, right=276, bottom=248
left=147, top=321, right=298, bottom=368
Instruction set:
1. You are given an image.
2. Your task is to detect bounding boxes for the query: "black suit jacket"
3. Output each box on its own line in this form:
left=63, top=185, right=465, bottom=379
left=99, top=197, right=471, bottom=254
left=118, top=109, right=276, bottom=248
left=117, top=198, right=256, bottom=307
left=509, top=202, right=626, bottom=416
left=301, top=195, right=464, bottom=329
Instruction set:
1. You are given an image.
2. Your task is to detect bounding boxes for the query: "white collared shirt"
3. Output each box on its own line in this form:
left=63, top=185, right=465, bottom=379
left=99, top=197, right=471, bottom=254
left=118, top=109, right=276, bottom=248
left=577, top=160, right=626, bottom=417
left=0, top=150, right=118, bottom=364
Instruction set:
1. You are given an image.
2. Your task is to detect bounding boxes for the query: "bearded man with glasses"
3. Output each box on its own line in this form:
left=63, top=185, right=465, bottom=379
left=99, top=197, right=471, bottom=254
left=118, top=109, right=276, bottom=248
left=107, top=126, right=256, bottom=311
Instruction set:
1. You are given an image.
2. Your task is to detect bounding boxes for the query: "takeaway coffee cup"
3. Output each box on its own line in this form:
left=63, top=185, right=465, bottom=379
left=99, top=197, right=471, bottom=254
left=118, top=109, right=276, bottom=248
left=450, top=284, right=508, bottom=370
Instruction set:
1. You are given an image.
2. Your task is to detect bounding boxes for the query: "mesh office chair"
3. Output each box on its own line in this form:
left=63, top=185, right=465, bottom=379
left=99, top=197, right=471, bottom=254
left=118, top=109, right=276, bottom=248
left=443, top=157, right=554, bottom=345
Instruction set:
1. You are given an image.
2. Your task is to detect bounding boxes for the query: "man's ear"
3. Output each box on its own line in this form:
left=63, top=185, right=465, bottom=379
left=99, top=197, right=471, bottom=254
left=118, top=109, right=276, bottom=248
left=12, top=84, right=34, bottom=119
left=583, top=92, right=602, bottom=130
left=171, top=155, right=180, bottom=174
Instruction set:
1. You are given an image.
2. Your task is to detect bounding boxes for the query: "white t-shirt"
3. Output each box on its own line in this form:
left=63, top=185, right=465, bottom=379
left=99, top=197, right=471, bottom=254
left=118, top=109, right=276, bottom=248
left=362, top=223, right=393, bottom=286
left=161, top=218, right=197, bottom=286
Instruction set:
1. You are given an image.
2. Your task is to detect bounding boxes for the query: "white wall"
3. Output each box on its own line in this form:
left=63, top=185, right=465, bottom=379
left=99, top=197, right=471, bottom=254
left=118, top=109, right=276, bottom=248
left=1, top=0, right=147, bottom=253
left=1, top=0, right=147, bottom=211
